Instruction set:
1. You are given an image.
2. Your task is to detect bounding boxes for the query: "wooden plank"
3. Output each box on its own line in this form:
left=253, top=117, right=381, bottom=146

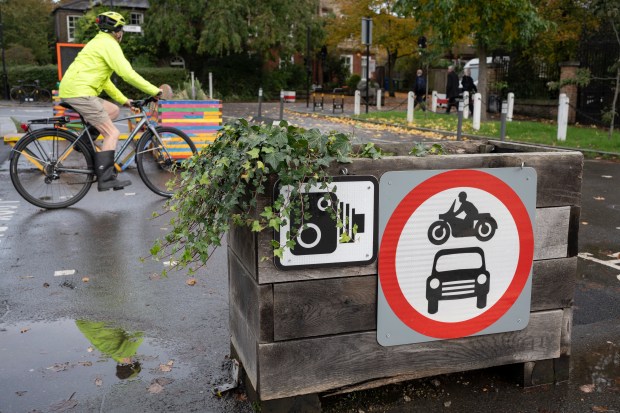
left=530, top=257, right=577, bottom=311
left=534, top=207, right=570, bottom=260
left=257, top=310, right=563, bottom=400
left=269, top=257, right=575, bottom=341
left=273, top=276, right=377, bottom=341
left=228, top=249, right=274, bottom=343
left=256, top=206, right=572, bottom=284
left=324, top=151, right=583, bottom=208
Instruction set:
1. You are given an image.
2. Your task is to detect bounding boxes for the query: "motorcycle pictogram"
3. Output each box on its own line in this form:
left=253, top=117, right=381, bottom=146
left=427, top=191, right=498, bottom=245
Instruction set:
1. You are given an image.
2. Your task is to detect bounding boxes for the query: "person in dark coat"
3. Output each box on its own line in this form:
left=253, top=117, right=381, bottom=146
left=461, top=68, right=477, bottom=113
left=445, top=65, right=459, bottom=114
left=413, top=69, right=427, bottom=111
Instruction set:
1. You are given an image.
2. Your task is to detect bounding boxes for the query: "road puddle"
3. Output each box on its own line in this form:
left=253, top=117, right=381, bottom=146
left=0, top=318, right=189, bottom=412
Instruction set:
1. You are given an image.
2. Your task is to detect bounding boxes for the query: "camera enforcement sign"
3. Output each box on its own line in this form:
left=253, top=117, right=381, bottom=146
left=274, top=176, right=378, bottom=270
left=377, top=168, right=536, bottom=346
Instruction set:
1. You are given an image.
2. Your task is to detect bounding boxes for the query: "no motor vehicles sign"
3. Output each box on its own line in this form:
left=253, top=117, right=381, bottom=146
left=377, top=168, right=536, bottom=346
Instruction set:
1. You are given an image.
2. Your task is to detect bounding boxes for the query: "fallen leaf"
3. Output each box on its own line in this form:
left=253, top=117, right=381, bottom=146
left=49, top=394, right=78, bottom=412
left=78, top=361, right=92, bottom=367
left=186, top=278, right=197, bottom=286
left=592, top=406, right=611, bottom=412
left=47, top=363, right=70, bottom=372
left=82, top=277, right=89, bottom=283
left=20, top=328, right=30, bottom=334
left=87, top=347, right=94, bottom=353
left=580, top=384, right=595, bottom=393
left=235, top=392, right=248, bottom=401
left=582, top=221, right=589, bottom=225
left=593, top=196, right=605, bottom=201
left=15, top=391, right=27, bottom=396
left=601, top=175, right=612, bottom=179
left=147, top=382, right=164, bottom=394
left=154, top=377, right=174, bottom=386
left=95, top=378, right=103, bottom=387
left=159, top=363, right=172, bottom=372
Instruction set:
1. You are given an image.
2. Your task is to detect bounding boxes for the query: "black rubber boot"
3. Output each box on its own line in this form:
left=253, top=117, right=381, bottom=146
left=94, top=150, right=131, bottom=191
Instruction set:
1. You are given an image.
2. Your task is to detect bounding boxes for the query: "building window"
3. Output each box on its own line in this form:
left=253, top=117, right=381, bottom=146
left=67, top=15, right=81, bottom=42
left=130, top=12, right=144, bottom=25
left=341, top=55, right=353, bottom=75
left=361, top=56, right=375, bottom=80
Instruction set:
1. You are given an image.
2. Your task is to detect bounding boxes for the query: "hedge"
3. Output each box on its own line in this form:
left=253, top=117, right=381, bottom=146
left=6, top=65, right=188, bottom=98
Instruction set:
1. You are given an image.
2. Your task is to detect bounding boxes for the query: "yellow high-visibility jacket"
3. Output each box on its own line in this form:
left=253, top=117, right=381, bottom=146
left=59, top=31, right=159, bottom=104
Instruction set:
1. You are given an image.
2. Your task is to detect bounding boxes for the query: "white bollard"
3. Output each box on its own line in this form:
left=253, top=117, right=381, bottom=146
left=473, top=93, right=482, bottom=131
left=432, top=91, right=438, bottom=112
left=354, top=90, right=361, bottom=116
left=507, top=92, right=514, bottom=122
left=557, top=93, right=569, bottom=141
left=209, top=72, right=213, bottom=99
left=376, top=89, right=382, bottom=110
left=463, top=91, right=470, bottom=119
left=407, top=91, right=414, bottom=124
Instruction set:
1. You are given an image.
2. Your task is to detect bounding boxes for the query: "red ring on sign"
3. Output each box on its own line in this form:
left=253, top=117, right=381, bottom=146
left=378, top=169, right=534, bottom=339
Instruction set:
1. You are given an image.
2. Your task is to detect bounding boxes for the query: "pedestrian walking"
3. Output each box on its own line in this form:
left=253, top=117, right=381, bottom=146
left=445, top=65, right=459, bottom=114
left=461, top=68, right=477, bottom=113
left=413, top=69, right=427, bottom=111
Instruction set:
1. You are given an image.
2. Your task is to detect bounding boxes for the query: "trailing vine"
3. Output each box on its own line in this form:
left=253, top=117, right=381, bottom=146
left=151, top=119, right=355, bottom=273
left=151, top=119, right=446, bottom=274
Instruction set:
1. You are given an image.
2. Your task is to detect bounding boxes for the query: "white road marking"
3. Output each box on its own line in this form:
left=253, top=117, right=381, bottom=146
left=578, top=252, right=620, bottom=281
left=54, top=269, right=76, bottom=277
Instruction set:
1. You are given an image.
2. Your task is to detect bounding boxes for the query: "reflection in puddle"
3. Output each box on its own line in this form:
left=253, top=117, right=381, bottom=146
left=572, top=341, right=620, bottom=392
left=0, top=319, right=188, bottom=412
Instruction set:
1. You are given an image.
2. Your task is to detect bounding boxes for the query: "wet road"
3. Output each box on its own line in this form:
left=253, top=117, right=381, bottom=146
left=0, top=102, right=619, bottom=413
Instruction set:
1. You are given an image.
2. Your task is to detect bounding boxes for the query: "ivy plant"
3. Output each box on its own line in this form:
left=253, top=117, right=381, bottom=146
left=151, top=119, right=355, bottom=273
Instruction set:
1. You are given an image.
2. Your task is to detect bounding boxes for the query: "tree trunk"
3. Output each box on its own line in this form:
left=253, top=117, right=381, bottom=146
left=609, top=65, right=619, bottom=139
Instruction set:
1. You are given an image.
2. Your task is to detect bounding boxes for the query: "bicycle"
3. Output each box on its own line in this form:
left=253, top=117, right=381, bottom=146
left=10, top=80, right=52, bottom=103
left=9, top=96, right=197, bottom=209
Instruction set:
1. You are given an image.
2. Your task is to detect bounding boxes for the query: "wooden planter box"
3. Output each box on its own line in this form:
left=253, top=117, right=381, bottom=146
left=228, top=140, right=582, bottom=408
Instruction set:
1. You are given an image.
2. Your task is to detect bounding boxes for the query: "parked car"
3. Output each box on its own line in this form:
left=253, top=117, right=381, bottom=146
left=426, top=246, right=490, bottom=314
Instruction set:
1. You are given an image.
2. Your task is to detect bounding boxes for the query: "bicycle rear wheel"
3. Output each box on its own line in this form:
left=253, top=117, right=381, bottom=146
left=10, top=87, right=24, bottom=103
left=9, top=128, right=94, bottom=209
left=135, top=126, right=197, bottom=197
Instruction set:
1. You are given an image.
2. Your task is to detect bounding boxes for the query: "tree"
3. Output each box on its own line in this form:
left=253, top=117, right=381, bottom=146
left=2, top=0, right=55, bottom=64
left=590, top=0, right=620, bottom=138
left=74, top=7, right=157, bottom=66
left=325, top=0, right=417, bottom=96
left=394, top=0, right=548, bottom=120
left=144, top=0, right=323, bottom=62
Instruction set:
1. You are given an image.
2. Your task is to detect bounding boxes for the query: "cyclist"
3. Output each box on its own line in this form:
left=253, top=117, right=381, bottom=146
left=59, top=11, right=161, bottom=191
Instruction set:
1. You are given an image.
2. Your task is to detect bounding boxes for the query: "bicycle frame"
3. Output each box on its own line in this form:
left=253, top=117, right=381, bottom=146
left=13, top=102, right=174, bottom=178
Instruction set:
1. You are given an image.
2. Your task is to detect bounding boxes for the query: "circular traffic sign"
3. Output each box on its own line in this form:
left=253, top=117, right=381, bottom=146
left=378, top=169, right=534, bottom=339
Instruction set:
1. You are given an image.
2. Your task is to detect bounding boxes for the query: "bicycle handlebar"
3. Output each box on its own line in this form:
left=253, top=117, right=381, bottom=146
left=130, top=95, right=160, bottom=109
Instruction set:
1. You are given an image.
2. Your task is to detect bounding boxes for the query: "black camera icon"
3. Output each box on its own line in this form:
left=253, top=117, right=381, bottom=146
left=291, top=192, right=366, bottom=256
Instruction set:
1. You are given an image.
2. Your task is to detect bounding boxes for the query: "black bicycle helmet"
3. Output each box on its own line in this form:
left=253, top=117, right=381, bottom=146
left=97, top=11, right=126, bottom=33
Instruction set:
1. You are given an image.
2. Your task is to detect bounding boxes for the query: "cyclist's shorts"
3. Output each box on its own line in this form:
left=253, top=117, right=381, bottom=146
left=61, top=96, right=110, bottom=127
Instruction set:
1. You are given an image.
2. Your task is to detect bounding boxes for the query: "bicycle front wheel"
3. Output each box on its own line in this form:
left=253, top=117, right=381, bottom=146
left=35, top=88, right=52, bottom=103
left=135, top=126, right=197, bottom=197
left=10, top=128, right=94, bottom=209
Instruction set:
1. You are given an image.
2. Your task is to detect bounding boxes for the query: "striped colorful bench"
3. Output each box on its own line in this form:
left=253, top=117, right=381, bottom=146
left=158, top=100, right=222, bottom=152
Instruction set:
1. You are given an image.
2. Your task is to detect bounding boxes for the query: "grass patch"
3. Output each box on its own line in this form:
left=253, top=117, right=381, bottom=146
left=357, top=110, right=620, bottom=154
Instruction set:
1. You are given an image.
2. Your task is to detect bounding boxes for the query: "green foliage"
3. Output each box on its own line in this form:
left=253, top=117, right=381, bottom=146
left=355, top=142, right=392, bottom=159
left=173, top=79, right=209, bottom=100
left=346, top=74, right=361, bottom=92
left=409, top=143, right=445, bottom=157
left=7, top=65, right=59, bottom=92
left=262, top=63, right=307, bottom=98
left=74, top=6, right=158, bottom=65
left=112, top=68, right=188, bottom=98
left=154, top=120, right=357, bottom=271
left=2, top=0, right=54, bottom=64
left=145, top=0, right=323, bottom=60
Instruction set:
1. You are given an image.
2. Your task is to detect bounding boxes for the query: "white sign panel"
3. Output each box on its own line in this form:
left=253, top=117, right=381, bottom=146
left=377, top=168, right=536, bottom=346
left=274, top=176, right=378, bottom=269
